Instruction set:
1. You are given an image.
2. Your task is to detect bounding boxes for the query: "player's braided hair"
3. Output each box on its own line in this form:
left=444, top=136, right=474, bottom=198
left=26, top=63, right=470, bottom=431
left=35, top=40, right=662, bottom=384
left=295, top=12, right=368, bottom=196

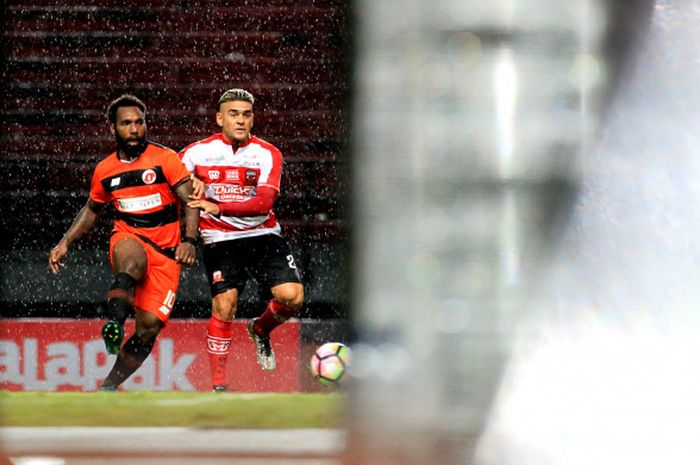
left=106, top=94, right=147, bottom=124
left=218, top=88, right=255, bottom=109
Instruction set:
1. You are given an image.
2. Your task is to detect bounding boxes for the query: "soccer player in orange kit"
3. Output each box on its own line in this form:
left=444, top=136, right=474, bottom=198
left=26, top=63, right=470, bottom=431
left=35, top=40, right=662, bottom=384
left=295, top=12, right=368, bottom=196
left=49, top=94, right=199, bottom=391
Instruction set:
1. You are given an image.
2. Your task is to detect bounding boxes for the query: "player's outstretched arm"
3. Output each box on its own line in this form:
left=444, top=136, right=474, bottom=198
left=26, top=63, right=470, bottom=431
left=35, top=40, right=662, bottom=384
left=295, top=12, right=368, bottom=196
left=49, top=199, right=105, bottom=273
left=173, top=178, right=198, bottom=266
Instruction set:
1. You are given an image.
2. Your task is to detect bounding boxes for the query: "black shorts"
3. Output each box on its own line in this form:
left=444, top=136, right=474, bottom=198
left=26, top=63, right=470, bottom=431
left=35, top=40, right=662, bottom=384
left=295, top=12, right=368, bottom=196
left=202, top=234, right=302, bottom=298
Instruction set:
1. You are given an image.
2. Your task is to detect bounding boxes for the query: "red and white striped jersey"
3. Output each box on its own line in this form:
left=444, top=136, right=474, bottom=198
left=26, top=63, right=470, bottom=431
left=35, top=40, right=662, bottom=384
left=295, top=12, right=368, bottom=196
left=179, top=133, right=282, bottom=244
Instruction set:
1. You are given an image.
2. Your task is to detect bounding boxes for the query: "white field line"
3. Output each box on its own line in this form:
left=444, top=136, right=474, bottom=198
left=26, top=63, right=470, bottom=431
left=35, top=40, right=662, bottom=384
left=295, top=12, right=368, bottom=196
left=0, top=428, right=345, bottom=455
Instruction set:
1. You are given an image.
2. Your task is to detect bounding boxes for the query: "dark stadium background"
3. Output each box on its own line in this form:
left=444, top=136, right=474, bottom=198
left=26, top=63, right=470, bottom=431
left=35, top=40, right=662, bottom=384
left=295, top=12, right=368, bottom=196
left=0, top=1, right=351, bottom=323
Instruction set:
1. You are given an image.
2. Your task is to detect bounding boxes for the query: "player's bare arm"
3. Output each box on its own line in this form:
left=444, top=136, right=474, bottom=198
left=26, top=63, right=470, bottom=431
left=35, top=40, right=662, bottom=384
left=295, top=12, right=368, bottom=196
left=49, top=199, right=105, bottom=273
left=173, top=177, right=198, bottom=266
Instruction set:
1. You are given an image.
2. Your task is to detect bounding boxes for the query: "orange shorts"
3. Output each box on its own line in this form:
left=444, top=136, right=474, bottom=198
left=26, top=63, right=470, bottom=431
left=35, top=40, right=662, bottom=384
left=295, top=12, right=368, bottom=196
left=109, top=231, right=181, bottom=323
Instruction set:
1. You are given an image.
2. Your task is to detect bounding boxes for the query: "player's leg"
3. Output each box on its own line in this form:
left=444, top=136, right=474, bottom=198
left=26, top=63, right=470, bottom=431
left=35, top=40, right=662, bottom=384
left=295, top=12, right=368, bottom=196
left=248, top=282, right=304, bottom=370
left=103, top=234, right=147, bottom=354
left=248, top=235, right=304, bottom=371
left=100, top=308, right=163, bottom=389
left=207, top=289, right=239, bottom=392
left=203, top=240, right=247, bottom=392
left=100, top=245, right=179, bottom=391
left=251, top=282, right=304, bottom=335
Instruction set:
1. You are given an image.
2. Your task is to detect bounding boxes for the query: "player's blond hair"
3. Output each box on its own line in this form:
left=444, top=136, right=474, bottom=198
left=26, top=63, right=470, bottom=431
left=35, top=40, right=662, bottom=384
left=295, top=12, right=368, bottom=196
left=218, top=88, right=255, bottom=110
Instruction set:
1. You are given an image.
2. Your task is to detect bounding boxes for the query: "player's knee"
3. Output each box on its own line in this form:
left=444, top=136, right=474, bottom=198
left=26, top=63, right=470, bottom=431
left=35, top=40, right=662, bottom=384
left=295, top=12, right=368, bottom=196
left=111, top=272, right=137, bottom=291
left=273, top=283, right=304, bottom=312
left=212, top=289, right=238, bottom=321
left=135, top=323, right=161, bottom=343
left=117, top=258, right=146, bottom=280
left=288, top=287, right=304, bottom=311
left=143, top=323, right=160, bottom=339
left=135, top=312, right=162, bottom=342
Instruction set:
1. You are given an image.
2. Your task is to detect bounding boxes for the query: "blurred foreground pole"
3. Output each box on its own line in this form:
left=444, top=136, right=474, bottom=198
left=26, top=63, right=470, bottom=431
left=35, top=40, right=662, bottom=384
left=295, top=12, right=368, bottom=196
left=346, top=1, right=615, bottom=464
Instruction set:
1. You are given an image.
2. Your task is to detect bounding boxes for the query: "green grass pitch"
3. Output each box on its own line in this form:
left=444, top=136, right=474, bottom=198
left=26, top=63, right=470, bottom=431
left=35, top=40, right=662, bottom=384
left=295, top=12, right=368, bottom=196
left=0, top=391, right=344, bottom=429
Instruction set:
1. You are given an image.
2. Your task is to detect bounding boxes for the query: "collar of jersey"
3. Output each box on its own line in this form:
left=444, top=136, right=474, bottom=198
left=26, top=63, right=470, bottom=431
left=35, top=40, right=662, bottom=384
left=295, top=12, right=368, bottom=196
left=218, top=133, right=254, bottom=149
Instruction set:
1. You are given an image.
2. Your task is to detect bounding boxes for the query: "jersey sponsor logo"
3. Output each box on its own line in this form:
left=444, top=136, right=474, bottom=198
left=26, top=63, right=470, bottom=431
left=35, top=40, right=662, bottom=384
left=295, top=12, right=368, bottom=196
left=116, top=193, right=163, bottom=213
left=212, top=270, right=224, bottom=284
left=110, top=177, right=121, bottom=187
left=225, top=170, right=240, bottom=181
left=212, top=184, right=254, bottom=201
left=142, top=169, right=157, bottom=184
left=208, top=170, right=220, bottom=180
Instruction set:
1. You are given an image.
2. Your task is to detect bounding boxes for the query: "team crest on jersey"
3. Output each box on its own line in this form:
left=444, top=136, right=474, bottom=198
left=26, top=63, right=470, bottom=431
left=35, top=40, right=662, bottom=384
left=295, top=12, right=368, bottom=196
left=245, top=170, right=257, bottom=183
left=212, top=271, right=224, bottom=284
left=142, top=169, right=157, bottom=184
left=208, top=170, right=220, bottom=180
left=225, top=170, right=240, bottom=181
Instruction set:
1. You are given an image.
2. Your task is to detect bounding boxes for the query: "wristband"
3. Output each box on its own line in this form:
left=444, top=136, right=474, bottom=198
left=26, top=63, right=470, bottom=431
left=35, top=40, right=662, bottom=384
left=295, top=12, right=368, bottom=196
left=182, top=236, right=197, bottom=246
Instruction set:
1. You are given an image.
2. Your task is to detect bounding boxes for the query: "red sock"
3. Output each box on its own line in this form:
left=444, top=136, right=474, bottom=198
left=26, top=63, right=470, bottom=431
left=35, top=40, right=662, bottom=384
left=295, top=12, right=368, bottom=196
left=206, top=315, right=233, bottom=387
left=254, top=300, right=297, bottom=337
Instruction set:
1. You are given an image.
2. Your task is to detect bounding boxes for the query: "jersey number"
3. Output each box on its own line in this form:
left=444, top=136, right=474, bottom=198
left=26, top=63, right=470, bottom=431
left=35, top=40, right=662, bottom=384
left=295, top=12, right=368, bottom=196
left=159, top=290, right=176, bottom=316
left=287, top=255, right=297, bottom=270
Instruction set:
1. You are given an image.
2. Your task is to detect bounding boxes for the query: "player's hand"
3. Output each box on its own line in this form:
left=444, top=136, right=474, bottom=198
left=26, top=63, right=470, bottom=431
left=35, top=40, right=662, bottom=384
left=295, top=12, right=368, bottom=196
left=49, top=241, right=68, bottom=274
left=175, top=242, right=196, bottom=266
left=187, top=199, right=221, bottom=216
left=189, top=174, right=206, bottom=200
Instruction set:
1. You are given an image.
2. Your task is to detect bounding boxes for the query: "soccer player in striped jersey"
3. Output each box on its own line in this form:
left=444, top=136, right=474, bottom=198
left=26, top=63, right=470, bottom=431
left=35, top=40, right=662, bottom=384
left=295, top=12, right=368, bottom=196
left=48, top=95, right=199, bottom=391
left=181, top=89, right=304, bottom=392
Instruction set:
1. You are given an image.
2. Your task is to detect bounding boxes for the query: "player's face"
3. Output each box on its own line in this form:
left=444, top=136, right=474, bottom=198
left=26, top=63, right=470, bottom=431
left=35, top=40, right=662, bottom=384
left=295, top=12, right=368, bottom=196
left=217, top=100, right=254, bottom=144
left=111, top=106, right=147, bottom=157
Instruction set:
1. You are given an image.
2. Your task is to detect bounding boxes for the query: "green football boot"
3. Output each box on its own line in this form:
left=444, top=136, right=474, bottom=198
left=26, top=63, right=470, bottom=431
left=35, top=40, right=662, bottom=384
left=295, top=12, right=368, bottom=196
left=101, top=319, right=124, bottom=355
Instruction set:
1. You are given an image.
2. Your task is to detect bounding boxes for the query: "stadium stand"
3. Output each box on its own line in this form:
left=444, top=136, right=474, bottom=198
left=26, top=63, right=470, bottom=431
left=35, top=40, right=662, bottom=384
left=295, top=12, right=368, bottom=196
left=0, top=1, right=350, bottom=320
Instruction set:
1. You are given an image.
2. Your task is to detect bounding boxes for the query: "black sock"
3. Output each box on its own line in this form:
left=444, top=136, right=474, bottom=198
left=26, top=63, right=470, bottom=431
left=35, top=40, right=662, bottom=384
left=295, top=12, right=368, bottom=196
left=107, top=272, right=137, bottom=325
left=101, top=334, right=154, bottom=387
left=122, top=334, right=155, bottom=363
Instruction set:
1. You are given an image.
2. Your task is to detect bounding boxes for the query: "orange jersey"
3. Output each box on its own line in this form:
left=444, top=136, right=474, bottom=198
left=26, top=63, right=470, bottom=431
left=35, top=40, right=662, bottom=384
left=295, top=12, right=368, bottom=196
left=90, top=142, right=190, bottom=249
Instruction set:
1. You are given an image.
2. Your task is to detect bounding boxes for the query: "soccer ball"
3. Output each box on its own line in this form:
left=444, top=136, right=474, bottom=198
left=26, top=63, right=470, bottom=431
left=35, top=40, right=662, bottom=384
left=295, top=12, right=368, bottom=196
left=310, top=342, right=351, bottom=387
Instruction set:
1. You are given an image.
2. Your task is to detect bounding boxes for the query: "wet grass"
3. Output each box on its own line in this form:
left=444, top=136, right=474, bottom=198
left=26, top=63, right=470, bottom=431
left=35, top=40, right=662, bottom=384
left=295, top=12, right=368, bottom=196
left=0, top=391, right=344, bottom=429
